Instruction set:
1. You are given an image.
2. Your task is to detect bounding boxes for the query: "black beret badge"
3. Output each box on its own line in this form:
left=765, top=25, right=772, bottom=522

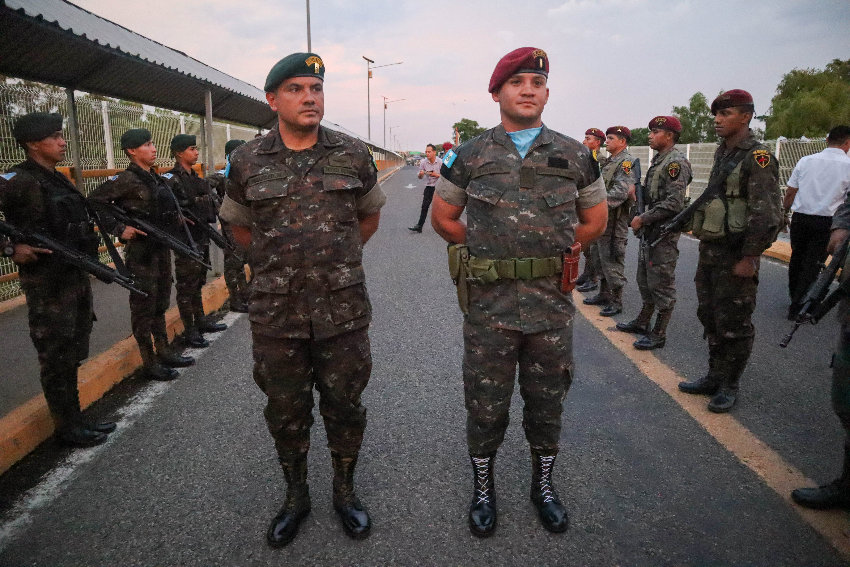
left=621, top=160, right=632, bottom=175
left=753, top=149, right=770, bottom=168
left=668, top=162, right=681, bottom=179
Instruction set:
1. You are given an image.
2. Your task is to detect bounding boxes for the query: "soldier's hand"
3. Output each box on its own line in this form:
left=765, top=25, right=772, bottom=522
left=121, top=226, right=146, bottom=240
left=827, top=229, right=850, bottom=255
left=11, top=244, right=52, bottom=264
left=631, top=216, right=643, bottom=231
left=732, top=255, right=759, bottom=278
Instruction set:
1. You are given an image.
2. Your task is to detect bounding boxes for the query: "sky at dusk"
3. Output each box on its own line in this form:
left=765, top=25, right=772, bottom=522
left=72, top=0, right=850, bottom=152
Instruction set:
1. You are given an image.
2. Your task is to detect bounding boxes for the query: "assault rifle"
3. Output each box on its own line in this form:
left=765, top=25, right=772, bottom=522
left=780, top=235, right=850, bottom=347
left=0, top=219, right=147, bottom=296
left=181, top=209, right=235, bottom=253
left=631, top=158, right=646, bottom=254
left=97, top=203, right=212, bottom=269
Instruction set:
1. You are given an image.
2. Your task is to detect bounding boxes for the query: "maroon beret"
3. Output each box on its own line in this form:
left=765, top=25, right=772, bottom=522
left=488, top=47, right=549, bottom=93
left=648, top=116, right=682, bottom=133
left=606, top=126, right=631, bottom=141
left=710, top=89, right=754, bottom=114
left=585, top=128, right=605, bottom=141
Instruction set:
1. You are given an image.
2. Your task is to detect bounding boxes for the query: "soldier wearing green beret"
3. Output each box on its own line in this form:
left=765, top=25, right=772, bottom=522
left=219, top=52, right=386, bottom=547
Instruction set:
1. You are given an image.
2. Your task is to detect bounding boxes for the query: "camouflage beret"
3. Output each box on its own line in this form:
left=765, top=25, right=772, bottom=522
left=585, top=128, right=605, bottom=141
left=606, top=126, right=631, bottom=141
left=170, top=134, right=196, bottom=153
left=120, top=128, right=152, bottom=150
left=13, top=112, right=63, bottom=143
left=224, top=139, right=246, bottom=156
left=264, top=52, right=325, bottom=92
left=488, top=47, right=549, bottom=93
left=710, top=89, right=754, bottom=115
left=648, top=116, right=682, bottom=133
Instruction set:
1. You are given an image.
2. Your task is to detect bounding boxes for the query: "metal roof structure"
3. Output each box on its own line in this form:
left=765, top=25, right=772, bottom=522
left=0, top=0, right=277, bottom=128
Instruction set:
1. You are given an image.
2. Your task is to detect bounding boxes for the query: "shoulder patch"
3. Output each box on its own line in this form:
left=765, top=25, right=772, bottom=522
left=0, top=172, right=16, bottom=181
left=753, top=149, right=770, bottom=168
left=621, top=160, right=632, bottom=175
left=161, top=172, right=174, bottom=179
left=667, top=162, right=681, bottom=179
left=442, top=149, right=457, bottom=169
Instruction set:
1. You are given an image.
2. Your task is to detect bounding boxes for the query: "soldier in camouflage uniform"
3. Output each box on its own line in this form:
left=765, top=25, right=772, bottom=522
left=431, top=47, right=608, bottom=537
left=678, top=90, right=782, bottom=413
left=88, top=128, right=193, bottom=381
left=218, top=53, right=386, bottom=547
left=583, top=126, right=639, bottom=316
left=617, top=116, right=691, bottom=350
left=792, top=187, right=850, bottom=510
left=575, top=127, right=606, bottom=293
left=163, top=134, right=226, bottom=347
left=0, top=112, right=116, bottom=447
left=207, top=139, right=250, bottom=312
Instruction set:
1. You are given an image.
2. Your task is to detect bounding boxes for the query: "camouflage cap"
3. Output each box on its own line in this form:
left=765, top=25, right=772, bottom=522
left=585, top=128, right=605, bottom=141
left=648, top=116, right=682, bottom=133
left=264, top=52, right=325, bottom=92
left=224, top=139, right=246, bottom=156
left=120, top=128, right=152, bottom=150
left=488, top=47, right=549, bottom=93
left=12, top=112, right=63, bottom=143
left=710, top=89, right=754, bottom=115
left=606, top=126, right=631, bottom=141
left=170, top=134, right=196, bottom=153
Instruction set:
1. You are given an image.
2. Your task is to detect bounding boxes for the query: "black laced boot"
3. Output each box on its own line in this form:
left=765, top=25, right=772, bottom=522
left=530, top=450, right=569, bottom=533
left=679, top=338, right=720, bottom=395
left=583, top=280, right=610, bottom=306
left=468, top=452, right=497, bottom=537
left=616, top=303, right=654, bottom=334
left=792, top=445, right=850, bottom=510
left=154, top=335, right=195, bottom=368
left=267, top=454, right=311, bottom=548
left=138, top=338, right=178, bottom=381
left=634, top=308, right=673, bottom=350
left=599, top=287, right=623, bottom=317
left=332, top=453, right=371, bottom=539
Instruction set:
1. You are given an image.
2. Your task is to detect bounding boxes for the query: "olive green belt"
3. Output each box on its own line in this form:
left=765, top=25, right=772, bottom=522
left=468, top=255, right=563, bottom=282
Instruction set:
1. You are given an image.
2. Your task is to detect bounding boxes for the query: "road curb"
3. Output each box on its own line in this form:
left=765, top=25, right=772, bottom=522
left=0, top=276, right=229, bottom=475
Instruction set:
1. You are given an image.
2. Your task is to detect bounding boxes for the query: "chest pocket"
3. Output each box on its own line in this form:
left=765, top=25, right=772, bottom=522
left=246, top=172, right=292, bottom=228
left=321, top=168, right=361, bottom=223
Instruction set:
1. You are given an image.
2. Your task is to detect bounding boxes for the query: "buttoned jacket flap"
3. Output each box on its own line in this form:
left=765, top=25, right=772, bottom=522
left=467, top=179, right=507, bottom=205
left=328, top=264, right=366, bottom=290
left=245, top=172, right=290, bottom=200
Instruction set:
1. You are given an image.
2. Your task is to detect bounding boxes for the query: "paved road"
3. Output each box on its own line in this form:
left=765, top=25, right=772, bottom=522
left=0, top=166, right=846, bottom=566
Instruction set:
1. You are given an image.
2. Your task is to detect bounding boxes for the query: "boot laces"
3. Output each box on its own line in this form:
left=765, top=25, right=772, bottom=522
left=472, top=456, right=492, bottom=505
left=537, top=455, right=556, bottom=503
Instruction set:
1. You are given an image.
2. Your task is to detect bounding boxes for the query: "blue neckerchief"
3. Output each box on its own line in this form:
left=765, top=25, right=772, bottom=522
left=507, top=126, right=543, bottom=158
left=224, top=156, right=231, bottom=178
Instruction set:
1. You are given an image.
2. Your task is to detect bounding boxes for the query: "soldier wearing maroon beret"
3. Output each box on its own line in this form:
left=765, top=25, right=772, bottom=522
left=575, top=128, right=606, bottom=292
left=678, top=89, right=782, bottom=413
left=617, top=116, right=691, bottom=350
left=583, top=125, right=639, bottom=316
left=432, top=46, right=608, bottom=537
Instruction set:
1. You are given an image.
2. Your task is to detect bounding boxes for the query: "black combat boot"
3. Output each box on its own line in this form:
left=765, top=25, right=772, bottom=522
left=679, top=338, right=720, bottom=395
left=792, top=446, right=850, bottom=510
left=575, top=279, right=599, bottom=293
left=183, top=327, right=210, bottom=348
left=154, top=336, right=195, bottom=367
left=583, top=280, right=610, bottom=306
left=267, top=454, right=311, bottom=548
left=468, top=452, right=497, bottom=537
left=57, top=424, right=108, bottom=447
left=332, top=453, right=371, bottom=539
left=599, top=287, right=623, bottom=317
left=707, top=337, right=751, bottom=413
left=194, top=299, right=227, bottom=333
left=634, top=308, right=673, bottom=350
left=575, top=265, right=599, bottom=292
left=530, top=450, right=569, bottom=533
left=139, top=340, right=178, bottom=381
left=617, top=303, right=654, bottom=334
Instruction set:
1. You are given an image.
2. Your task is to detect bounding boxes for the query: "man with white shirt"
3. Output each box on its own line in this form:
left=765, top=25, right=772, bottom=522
left=409, top=143, right=441, bottom=232
left=784, top=125, right=850, bottom=319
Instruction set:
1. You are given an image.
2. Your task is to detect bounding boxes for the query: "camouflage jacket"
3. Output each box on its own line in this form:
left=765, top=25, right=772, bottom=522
left=640, top=147, right=691, bottom=228
left=162, top=164, right=217, bottom=244
left=436, top=123, right=606, bottom=333
left=219, top=125, right=386, bottom=340
left=699, top=130, right=782, bottom=263
left=599, top=149, right=637, bottom=210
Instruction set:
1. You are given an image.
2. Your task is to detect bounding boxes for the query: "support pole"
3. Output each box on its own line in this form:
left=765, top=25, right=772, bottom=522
left=306, top=0, right=312, bottom=52
left=101, top=100, right=115, bottom=169
left=64, top=88, right=85, bottom=190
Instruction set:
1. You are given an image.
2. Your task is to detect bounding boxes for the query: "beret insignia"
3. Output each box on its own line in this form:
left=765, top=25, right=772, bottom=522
left=668, top=162, right=681, bottom=179
left=654, top=117, right=666, bottom=126
left=621, top=160, right=632, bottom=175
left=305, top=55, right=324, bottom=73
left=753, top=149, right=770, bottom=168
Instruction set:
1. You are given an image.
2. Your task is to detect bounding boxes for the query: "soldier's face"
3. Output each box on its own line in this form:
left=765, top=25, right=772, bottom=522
left=128, top=141, right=157, bottom=167
left=714, top=107, right=750, bottom=139
left=648, top=128, right=673, bottom=151
left=176, top=145, right=199, bottom=166
left=266, top=77, right=325, bottom=132
left=583, top=135, right=601, bottom=151
left=605, top=134, right=626, bottom=155
left=27, top=131, right=66, bottom=165
left=492, top=73, right=549, bottom=128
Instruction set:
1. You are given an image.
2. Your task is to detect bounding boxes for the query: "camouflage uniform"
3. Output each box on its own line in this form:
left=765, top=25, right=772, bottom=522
left=88, top=163, right=180, bottom=364
left=163, top=165, right=217, bottom=332
left=208, top=171, right=250, bottom=306
left=436, top=124, right=606, bottom=455
left=831, top=195, right=850, bottom=451
left=694, top=131, right=781, bottom=398
left=0, top=159, right=98, bottom=427
left=218, top=125, right=386, bottom=460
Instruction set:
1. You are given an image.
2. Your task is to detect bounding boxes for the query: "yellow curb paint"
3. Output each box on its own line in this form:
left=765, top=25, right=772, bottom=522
left=0, top=294, right=26, bottom=315
left=0, top=276, right=230, bottom=475
left=575, top=295, right=850, bottom=559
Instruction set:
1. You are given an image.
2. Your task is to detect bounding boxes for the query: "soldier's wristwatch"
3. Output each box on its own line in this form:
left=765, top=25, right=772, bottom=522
left=2, top=243, right=15, bottom=258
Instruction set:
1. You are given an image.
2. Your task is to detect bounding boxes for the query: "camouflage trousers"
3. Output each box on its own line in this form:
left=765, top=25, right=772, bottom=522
left=832, top=320, right=850, bottom=446
left=251, top=326, right=372, bottom=459
left=695, top=253, right=758, bottom=387
left=592, top=209, right=629, bottom=292
left=463, top=321, right=573, bottom=455
left=126, top=242, right=172, bottom=351
left=21, top=270, right=93, bottom=424
left=636, top=233, right=680, bottom=311
left=174, top=244, right=210, bottom=328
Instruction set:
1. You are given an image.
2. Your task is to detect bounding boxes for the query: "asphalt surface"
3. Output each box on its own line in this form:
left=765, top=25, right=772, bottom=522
left=0, top=165, right=846, bottom=566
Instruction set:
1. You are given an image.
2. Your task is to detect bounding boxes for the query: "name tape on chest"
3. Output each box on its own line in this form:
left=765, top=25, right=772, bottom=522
left=443, top=149, right=458, bottom=169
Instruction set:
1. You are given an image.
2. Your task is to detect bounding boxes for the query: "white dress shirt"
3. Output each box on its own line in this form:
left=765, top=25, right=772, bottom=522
left=787, top=147, right=850, bottom=216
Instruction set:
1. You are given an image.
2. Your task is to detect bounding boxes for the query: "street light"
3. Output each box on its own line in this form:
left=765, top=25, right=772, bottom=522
left=389, top=125, right=400, bottom=152
left=382, top=96, right=405, bottom=149
left=363, top=56, right=402, bottom=141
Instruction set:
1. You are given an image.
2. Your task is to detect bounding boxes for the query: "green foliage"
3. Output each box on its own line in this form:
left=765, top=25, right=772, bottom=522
left=452, top=118, right=487, bottom=144
left=765, top=58, right=850, bottom=139
left=628, top=128, right=649, bottom=146
left=672, top=92, right=717, bottom=143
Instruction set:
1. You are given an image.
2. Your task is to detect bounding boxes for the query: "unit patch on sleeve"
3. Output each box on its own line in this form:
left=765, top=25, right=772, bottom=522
left=753, top=149, right=771, bottom=168
left=442, top=149, right=458, bottom=169
left=0, top=172, right=16, bottom=181
left=667, top=162, right=681, bottom=179
left=621, top=160, right=632, bottom=175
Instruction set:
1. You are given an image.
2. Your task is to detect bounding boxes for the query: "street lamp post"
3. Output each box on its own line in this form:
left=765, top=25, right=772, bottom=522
left=382, top=96, right=405, bottom=149
left=363, top=56, right=402, bottom=141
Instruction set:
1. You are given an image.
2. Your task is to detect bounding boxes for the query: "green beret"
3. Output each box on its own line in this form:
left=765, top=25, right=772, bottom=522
left=224, top=139, right=246, bottom=155
left=120, top=128, right=152, bottom=150
left=264, top=52, right=325, bottom=92
left=13, top=112, right=63, bottom=143
left=170, top=134, right=196, bottom=153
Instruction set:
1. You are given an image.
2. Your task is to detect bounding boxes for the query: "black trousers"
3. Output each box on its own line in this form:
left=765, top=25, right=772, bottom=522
left=415, top=185, right=436, bottom=227
left=789, top=212, right=832, bottom=304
